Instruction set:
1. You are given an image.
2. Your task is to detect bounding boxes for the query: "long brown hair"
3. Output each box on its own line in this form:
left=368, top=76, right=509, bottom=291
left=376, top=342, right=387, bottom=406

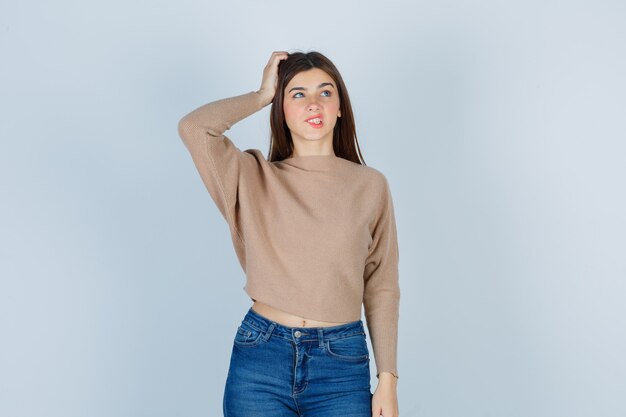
left=267, top=51, right=367, bottom=166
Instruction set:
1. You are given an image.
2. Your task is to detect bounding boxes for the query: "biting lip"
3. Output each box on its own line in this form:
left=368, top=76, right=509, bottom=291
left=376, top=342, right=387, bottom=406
left=305, top=114, right=323, bottom=122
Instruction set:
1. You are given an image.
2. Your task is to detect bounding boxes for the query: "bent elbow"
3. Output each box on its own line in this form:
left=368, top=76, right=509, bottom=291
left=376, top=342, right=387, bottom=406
left=177, top=117, right=193, bottom=142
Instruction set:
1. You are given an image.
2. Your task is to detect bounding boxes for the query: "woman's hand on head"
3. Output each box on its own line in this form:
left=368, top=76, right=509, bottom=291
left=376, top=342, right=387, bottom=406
left=257, top=51, right=289, bottom=106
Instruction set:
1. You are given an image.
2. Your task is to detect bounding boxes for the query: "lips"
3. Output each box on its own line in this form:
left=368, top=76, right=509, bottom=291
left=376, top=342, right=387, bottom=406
left=305, top=114, right=323, bottom=129
left=305, top=114, right=323, bottom=122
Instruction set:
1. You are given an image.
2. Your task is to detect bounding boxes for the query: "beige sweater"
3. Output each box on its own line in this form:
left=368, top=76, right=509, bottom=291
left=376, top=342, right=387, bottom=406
left=177, top=90, right=400, bottom=379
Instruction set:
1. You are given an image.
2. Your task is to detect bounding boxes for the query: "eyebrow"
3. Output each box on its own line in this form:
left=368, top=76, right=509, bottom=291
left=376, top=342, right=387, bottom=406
left=288, top=82, right=335, bottom=93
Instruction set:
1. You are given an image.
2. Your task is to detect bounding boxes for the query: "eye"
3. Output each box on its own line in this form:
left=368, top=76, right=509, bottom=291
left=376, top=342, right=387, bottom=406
left=292, top=90, right=333, bottom=98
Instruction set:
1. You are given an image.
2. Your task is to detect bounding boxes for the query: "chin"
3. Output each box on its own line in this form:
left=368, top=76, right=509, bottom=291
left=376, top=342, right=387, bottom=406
left=298, top=132, right=324, bottom=141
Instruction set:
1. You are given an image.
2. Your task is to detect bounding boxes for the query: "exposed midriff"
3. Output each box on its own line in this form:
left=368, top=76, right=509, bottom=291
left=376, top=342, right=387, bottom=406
left=251, top=300, right=354, bottom=328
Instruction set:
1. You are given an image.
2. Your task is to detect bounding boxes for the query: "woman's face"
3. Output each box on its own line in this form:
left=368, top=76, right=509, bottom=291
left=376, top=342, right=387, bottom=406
left=283, top=68, right=341, bottom=153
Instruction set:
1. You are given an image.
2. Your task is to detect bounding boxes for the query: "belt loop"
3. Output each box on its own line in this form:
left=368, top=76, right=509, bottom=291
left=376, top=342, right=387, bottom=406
left=263, top=322, right=276, bottom=341
left=318, top=328, right=324, bottom=349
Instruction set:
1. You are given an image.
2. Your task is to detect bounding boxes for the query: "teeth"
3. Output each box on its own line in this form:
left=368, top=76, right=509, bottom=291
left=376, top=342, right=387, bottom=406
left=308, top=118, right=321, bottom=124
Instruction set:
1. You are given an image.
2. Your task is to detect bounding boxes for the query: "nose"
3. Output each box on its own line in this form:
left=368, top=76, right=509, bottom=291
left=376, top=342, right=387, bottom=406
left=306, top=97, right=321, bottom=111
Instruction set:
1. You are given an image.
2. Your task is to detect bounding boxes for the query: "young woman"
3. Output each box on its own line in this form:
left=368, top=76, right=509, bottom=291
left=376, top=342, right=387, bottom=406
left=177, top=50, right=400, bottom=417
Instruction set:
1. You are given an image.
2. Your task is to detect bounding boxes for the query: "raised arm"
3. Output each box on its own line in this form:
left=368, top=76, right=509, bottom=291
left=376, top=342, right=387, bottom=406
left=176, top=52, right=288, bottom=243
left=178, top=90, right=268, bottom=141
left=176, top=90, right=268, bottom=244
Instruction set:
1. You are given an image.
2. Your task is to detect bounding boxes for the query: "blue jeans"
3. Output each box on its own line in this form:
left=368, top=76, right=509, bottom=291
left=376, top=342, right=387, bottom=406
left=223, top=306, right=373, bottom=416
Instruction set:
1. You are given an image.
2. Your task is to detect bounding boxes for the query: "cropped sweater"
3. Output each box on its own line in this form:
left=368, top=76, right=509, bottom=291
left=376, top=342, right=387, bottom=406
left=177, top=90, right=400, bottom=379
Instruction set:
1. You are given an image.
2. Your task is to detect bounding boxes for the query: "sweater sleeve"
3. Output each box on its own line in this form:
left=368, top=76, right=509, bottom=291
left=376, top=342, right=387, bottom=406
left=176, top=90, right=267, bottom=247
left=363, top=175, right=401, bottom=379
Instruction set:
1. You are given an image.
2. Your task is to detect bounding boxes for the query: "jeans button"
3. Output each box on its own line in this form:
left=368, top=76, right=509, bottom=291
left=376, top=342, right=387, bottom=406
left=294, top=330, right=301, bottom=338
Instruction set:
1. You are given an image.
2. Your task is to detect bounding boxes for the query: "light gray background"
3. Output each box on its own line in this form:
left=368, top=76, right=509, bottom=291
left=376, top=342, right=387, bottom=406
left=1, top=1, right=625, bottom=416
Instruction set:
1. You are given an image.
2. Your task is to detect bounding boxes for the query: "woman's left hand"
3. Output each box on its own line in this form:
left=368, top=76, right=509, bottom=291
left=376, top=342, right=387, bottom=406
left=371, top=375, right=399, bottom=417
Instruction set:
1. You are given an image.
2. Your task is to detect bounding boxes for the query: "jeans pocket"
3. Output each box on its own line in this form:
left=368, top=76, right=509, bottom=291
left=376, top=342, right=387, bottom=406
left=325, top=333, right=369, bottom=362
left=233, top=320, right=265, bottom=347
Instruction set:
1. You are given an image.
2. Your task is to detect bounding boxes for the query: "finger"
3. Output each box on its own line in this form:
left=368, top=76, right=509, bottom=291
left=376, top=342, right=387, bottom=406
left=272, top=53, right=289, bottom=64
left=271, top=51, right=289, bottom=60
left=270, top=51, right=288, bottom=61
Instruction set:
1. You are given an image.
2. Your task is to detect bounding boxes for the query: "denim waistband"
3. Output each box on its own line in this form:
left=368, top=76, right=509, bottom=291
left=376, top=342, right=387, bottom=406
left=242, top=306, right=366, bottom=342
